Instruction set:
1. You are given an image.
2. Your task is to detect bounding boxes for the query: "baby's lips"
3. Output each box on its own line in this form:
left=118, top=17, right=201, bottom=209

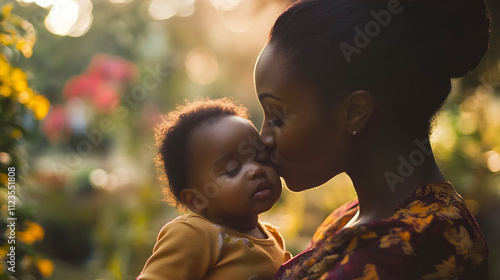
left=253, top=181, right=273, bottom=199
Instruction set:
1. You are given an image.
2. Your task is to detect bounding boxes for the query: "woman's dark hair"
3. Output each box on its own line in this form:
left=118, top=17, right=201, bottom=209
left=269, top=0, right=490, bottom=135
left=154, top=97, right=249, bottom=208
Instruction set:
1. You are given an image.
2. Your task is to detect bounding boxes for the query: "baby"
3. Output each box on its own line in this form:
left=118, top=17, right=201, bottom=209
left=137, top=98, right=290, bottom=280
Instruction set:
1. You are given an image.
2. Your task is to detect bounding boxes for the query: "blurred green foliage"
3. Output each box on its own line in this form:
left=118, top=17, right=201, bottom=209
left=1, top=2, right=53, bottom=279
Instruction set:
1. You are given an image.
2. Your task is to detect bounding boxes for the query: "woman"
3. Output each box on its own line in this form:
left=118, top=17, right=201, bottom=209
left=254, top=0, right=491, bottom=279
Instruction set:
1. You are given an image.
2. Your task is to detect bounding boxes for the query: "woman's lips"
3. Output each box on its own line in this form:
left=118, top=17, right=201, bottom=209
left=270, top=154, right=280, bottom=166
left=270, top=154, right=281, bottom=170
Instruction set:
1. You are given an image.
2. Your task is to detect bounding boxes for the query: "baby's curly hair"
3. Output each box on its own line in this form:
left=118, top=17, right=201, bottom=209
left=154, top=97, right=249, bottom=209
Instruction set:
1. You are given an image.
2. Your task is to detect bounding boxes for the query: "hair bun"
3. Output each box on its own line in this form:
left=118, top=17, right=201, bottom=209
left=409, top=0, right=490, bottom=77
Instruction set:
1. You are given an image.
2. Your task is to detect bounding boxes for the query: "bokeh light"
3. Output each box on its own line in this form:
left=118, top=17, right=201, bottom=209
left=486, top=151, right=500, bottom=173
left=185, top=47, right=219, bottom=85
left=109, top=0, right=134, bottom=4
left=209, top=0, right=244, bottom=10
left=17, top=0, right=93, bottom=37
left=148, top=0, right=195, bottom=20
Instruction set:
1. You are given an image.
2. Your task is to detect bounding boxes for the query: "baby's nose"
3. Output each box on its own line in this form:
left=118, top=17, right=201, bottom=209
left=248, top=163, right=266, bottom=179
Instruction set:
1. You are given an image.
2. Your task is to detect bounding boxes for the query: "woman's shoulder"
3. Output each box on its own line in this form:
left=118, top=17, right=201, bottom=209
left=392, top=181, right=484, bottom=234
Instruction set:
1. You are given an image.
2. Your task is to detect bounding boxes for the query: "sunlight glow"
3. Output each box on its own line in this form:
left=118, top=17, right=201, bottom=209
left=89, top=169, right=107, bottom=188
left=89, top=169, right=119, bottom=191
left=185, top=47, right=219, bottom=85
left=17, top=0, right=93, bottom=37
left=34, top=0, right=54, bottom=8
left=148, top=0, right=178, bottom=20
left=209, top=0, right=244, bottom=10
left=486, top=151, right=500, bottom=173
left=148, top=0, right=195, bottom=20
left=108, top=0, right=133, bottom=3
left=45, top=0, right=79, bottom=35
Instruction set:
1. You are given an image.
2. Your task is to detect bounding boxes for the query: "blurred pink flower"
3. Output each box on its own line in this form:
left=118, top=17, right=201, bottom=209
left=42, top=105, right=71, bottom=144
left=87, top=54, right=139, bottom=83
left=63, top=54, right=138, bottom=114
left=63, top=74, right=103, bottom=99
left=93, top=84, right=120, bottom=114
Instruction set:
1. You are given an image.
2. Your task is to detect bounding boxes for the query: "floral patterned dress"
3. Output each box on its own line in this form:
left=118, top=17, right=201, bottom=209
left=274, top=182, right=488, bottom=280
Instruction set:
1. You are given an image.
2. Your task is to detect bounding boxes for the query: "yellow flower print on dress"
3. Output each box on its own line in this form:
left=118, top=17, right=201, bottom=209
left=443, top=224, right=480, bottom=263
left=379, top=228, right=413, bottom=255
left=402, top=215, right=434, bottom=233
left=393, top=200, right=440, bottom=219
left=273, top=182, right=488, bottom=280
left=435, top=204, right=462, bottom=221
left=422, top=255, right=464, bottom=279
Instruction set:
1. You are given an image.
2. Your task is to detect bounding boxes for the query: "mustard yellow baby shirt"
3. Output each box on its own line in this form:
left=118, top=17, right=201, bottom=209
left=137, top=214, right=291, bottom=280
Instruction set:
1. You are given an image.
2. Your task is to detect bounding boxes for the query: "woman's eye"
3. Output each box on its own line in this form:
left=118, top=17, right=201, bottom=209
left=267, top=117, right=284, bottom=128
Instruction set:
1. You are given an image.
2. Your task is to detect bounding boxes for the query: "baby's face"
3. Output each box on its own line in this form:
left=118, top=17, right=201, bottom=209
left=186, top=116, right=282, bottom=224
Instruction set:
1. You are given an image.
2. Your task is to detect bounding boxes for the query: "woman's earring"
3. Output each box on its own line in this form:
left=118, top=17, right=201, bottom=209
left=352, top=130, right=357, bottom=136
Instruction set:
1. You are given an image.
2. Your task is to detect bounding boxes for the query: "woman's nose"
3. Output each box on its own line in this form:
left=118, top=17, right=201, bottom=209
left=248, top=163, right=266, bottom=179
left=260, top=126, right=276, bottom=149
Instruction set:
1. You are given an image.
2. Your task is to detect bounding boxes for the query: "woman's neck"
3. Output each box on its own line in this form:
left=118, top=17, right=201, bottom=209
left=345, top=134, right=445, bottom=226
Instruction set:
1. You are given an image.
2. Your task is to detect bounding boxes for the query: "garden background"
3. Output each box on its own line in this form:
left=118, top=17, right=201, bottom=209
left=1, top=0, right=499, bottom=279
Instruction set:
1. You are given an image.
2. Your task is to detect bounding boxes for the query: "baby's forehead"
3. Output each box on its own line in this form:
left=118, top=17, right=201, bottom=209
left=222, top=116, right=259, bottom=138
left=188, top=116, right=263, bottom=165
left=193, top=116, right=260, bottom=146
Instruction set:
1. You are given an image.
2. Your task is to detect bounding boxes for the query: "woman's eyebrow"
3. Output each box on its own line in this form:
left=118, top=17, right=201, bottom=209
left=258, top=93, right=284, bottom=102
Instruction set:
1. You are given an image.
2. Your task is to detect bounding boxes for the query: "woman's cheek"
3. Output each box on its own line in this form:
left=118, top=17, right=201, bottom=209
left=277, top=130, right=299, bottom=161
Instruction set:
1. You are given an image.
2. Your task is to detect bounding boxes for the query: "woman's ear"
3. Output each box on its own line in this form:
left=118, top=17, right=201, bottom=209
left=343, top=90, right=373, bottom=135
left=180, top=188, right=208, bottom=214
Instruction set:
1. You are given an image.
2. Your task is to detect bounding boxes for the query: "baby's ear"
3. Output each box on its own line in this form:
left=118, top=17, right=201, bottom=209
left=180, top=188, right=208, bottom=214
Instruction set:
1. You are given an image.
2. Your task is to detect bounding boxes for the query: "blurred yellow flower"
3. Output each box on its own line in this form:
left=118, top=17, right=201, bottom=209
left=18, top=221, right=45, bottom=245
left=37, top=259, right=54, bottom=278
left=11, top=129, right=22, bottom=140
left=31, top=94, right=50, bottom=120
left=18, top=90, right=30, bottom=104
left=0, top=57, right=11, bottom=76
left=0, top=85, right=12, bottom=97
left=0, top=34, right=13, bottom=45
left=16, top=40, right=33, bottom=58
left=11, top=67, right=27, bottom=81
left=1, top=3, right=13, bottom=17
left=0, top=246, right=7, bottom=258
left=0, top=173, right=8, bottom=185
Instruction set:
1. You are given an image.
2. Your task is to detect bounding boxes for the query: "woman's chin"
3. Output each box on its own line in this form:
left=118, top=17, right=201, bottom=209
left=282, top=179, right=314, bottom=192
left=283, top=172, right=333, bottom=192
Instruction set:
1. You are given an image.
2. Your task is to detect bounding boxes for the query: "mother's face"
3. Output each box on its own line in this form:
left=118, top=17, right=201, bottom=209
left=254, top=44, right=351, bottom=191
